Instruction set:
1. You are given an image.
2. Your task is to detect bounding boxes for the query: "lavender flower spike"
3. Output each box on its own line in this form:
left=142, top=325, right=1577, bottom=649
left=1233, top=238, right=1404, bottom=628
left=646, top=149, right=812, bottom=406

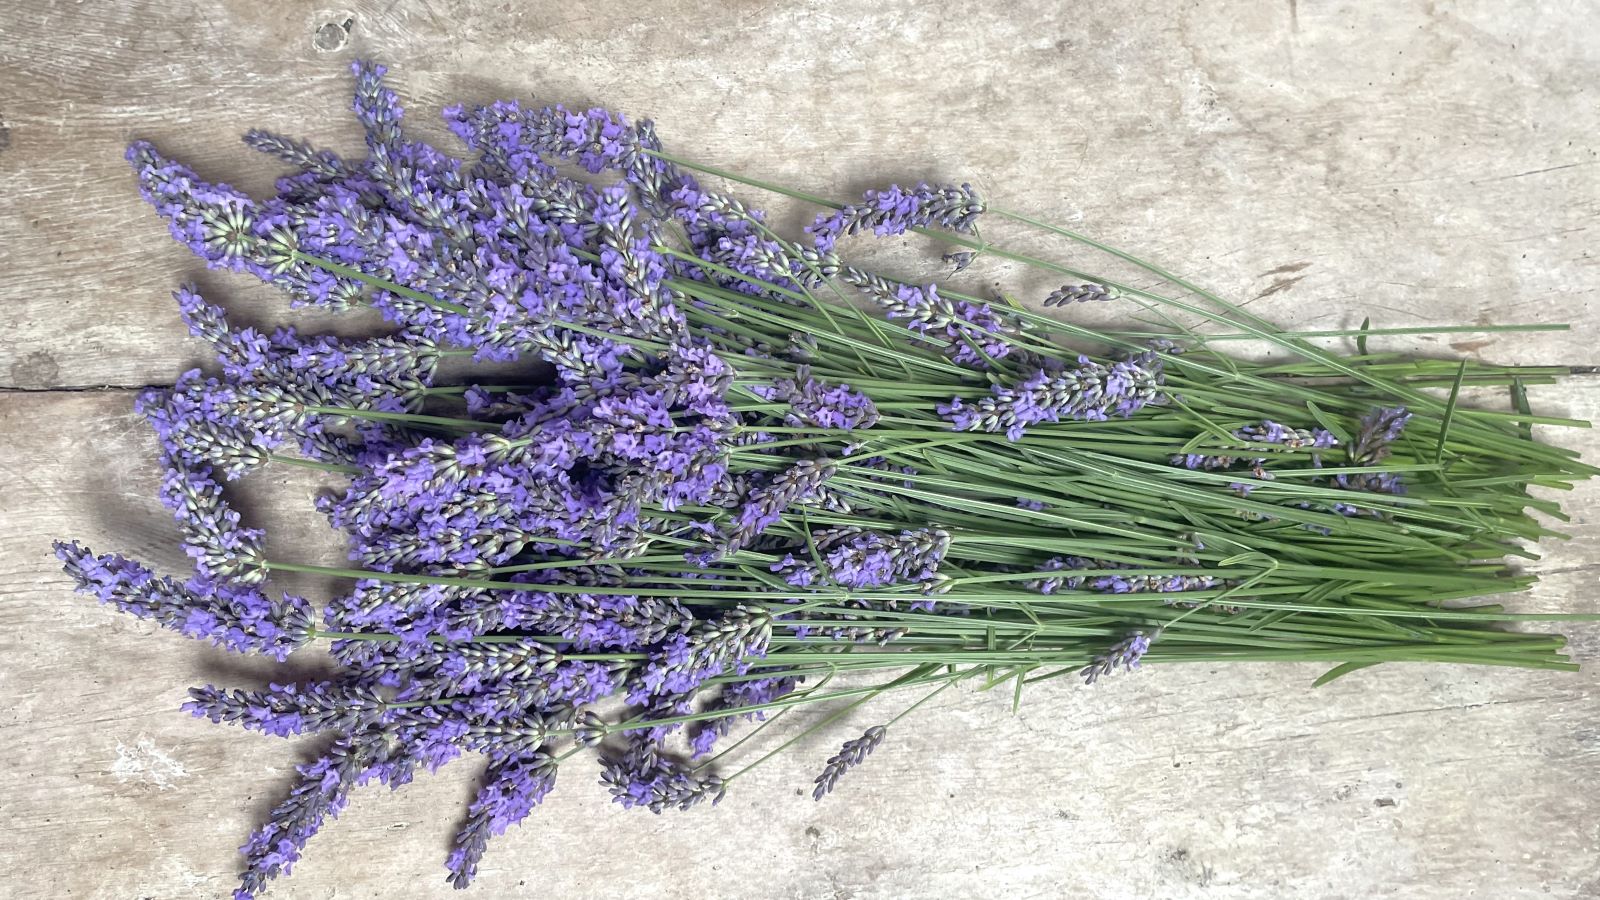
left=184, top=681, right=387, bottom=738
left=235, top=733, right=382, bottom=899
left=1044, top=283, right=1115, bottom=306
left=809, top=182, right=985, bottom=253
left=812, top=725, right=888, bottom=800
left=1080, top=630, right=1156, bottom=685
left=601, top=734, right=727, bottom=813
left=715, top=458, right=838, bottom=556
left=750, top=368, right=880, bottom=431
left=447, top=753, right=559, bottom=889
left=842, top=268, right=1017, bottom=369
left=1333, top=406, right=1415, bottom=500
left=1349, top=406, right=1413, bottom=464
left=939, top=353, right=1166, bottom=440
left=54, top=541, right=313, bottom=660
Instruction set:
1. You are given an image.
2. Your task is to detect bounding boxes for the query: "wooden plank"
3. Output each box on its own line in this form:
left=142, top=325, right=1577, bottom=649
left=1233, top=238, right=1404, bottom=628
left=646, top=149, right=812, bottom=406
left=2, top=380, right=1598, bottom=899
left=3, top=0, right=1599, bottom=390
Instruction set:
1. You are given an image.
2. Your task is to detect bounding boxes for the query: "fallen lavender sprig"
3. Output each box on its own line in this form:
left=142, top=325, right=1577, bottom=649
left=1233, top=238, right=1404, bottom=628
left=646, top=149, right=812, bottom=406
left=812, top=725, right=888, bottom=800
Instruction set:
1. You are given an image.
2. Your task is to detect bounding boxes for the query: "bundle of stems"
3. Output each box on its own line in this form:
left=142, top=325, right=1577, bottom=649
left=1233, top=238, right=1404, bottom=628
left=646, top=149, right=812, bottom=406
left=284, top=157, right=1595, bottom=693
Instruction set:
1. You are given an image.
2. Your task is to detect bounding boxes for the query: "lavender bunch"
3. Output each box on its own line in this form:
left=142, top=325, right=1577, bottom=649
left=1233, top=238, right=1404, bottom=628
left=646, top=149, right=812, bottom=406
left=51, top=61, right=1597, bottom=898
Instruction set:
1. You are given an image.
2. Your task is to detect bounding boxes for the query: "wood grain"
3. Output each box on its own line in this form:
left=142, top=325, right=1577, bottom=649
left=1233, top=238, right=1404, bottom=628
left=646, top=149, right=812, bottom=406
left=3, top=1, right=1599, bottom=898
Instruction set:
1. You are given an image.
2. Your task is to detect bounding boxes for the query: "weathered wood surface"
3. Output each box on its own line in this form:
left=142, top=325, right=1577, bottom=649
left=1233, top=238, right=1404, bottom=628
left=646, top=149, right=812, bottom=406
left=2, top=1, right=1599, bottom=898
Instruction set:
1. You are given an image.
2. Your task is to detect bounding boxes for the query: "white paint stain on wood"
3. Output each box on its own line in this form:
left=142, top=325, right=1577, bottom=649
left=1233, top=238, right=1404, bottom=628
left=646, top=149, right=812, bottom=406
left=111, top=735, right=191, bottom=790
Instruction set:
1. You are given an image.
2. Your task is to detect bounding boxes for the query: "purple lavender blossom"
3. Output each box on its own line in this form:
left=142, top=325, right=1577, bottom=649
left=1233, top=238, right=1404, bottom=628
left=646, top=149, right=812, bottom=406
left=446, top=753, right=559, bottom=888
left=1081, top=630, right=1155, bottom=684
left=54, top=541, right=312, bottom=659
left=939, top=353, right=1166, bottom=440
left=749, top=368, right=880, bottom=431
left=234, top=732, right=386, bottom=899
left=713, top=459, right=838, bottom=557
left=1328, top=406, right=1414, bottom=507
left=631, top=605, right=772, bottom=701
left=600, top=734, right=726, bottom=813
left=812, top=724, right=887, bottom=800
left=808, top=182, right=984, bottom=253
left=184, top=681, right=386, bottom=737
left=773, top=527, right=950, bottom=591
left=843, top=268, right=1016, bottom=368
left=243, top=129, right=350, bottom=179
left=687, top=676, right=800, bottom=758
left=1172, top=420, right=1339, bottom=480
left=943, top=250, right=977, bottom=273
left=1349, top=406, right=1412, bottom=464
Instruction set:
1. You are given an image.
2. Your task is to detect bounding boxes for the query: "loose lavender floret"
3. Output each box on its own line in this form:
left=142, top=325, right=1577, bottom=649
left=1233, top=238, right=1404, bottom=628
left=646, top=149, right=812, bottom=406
left=812, top=724, right=887, bottom=800
left=1081, top=630, right=1155, bottom=684
left=943, top=250, right=977, bottom=273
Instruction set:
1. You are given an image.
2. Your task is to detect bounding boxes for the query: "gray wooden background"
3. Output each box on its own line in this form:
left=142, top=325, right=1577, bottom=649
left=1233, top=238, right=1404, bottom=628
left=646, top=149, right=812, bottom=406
left=3, top=1, right=1598, bottom=898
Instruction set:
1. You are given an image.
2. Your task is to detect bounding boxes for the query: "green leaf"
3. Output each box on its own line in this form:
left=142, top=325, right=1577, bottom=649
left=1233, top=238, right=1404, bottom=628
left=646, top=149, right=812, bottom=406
left=1435, top=360, right=1468, bottom=465
left=1312, top=661, right=1380, bottom=687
